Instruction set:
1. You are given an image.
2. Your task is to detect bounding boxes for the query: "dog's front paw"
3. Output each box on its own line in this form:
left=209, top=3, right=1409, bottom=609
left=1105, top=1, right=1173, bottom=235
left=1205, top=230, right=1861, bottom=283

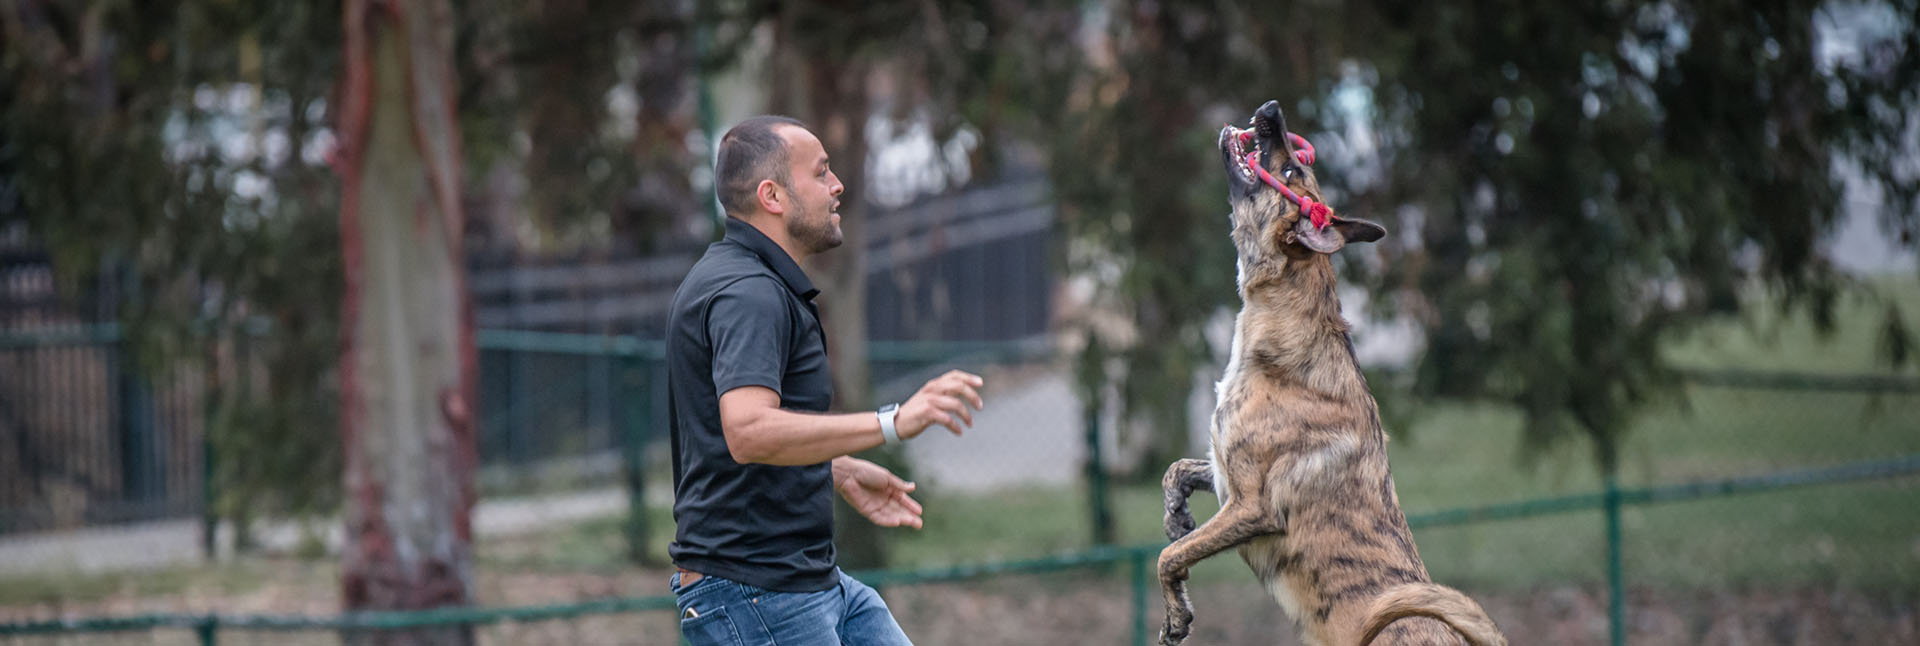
left=1164, top=510, right=1196, bottom=542
left=1158, top=607, right=1194, bottom=645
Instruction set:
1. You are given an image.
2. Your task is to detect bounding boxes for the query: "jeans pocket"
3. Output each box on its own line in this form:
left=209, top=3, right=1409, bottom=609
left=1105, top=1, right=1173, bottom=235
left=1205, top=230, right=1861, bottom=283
left=680, top=605, right=743, bottom=646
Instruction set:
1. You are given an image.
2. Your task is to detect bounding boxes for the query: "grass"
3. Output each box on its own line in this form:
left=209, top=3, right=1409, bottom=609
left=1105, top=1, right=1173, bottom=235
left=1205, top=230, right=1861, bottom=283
left=1664, top=276, right=1920, bottom=376
left=0, top=558, right=344, bottom=620
left=0, top=562, right=283, bottom=607
left=1392, top=397, right=1920, bottom=591
left=479, top=507, right=676, bottom=572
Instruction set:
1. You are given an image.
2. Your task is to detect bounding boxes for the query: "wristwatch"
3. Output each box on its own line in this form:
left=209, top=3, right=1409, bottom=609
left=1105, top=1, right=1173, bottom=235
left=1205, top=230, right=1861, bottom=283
left=877, top=403, right=902, bottom=446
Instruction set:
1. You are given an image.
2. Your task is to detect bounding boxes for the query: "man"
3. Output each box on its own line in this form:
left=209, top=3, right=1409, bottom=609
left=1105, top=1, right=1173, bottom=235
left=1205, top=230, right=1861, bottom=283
left=665, top=115, right=986, bottom=645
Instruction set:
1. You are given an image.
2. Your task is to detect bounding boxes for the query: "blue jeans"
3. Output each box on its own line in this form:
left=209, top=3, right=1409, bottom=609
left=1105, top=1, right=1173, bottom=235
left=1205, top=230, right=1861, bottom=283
left=670, top=569, right=913, bottom=646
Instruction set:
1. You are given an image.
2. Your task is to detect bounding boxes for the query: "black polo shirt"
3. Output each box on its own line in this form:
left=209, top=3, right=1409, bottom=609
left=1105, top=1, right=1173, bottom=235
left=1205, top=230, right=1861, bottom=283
left=666, top=216, right=837, bottom=592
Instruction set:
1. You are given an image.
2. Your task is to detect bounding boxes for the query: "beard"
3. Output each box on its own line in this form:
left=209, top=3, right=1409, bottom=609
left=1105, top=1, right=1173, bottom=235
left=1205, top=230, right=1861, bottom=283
left=785, top=194, right=843, bottom=254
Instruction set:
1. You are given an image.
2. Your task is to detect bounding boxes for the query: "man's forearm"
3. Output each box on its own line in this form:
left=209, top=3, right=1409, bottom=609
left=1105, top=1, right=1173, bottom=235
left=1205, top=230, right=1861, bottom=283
left=725, top=406, right=885, bottom=466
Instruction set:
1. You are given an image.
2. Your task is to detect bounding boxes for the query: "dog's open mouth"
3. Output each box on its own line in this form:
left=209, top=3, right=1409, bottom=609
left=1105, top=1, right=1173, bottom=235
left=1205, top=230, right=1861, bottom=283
left=1224, top=120, right=1262, bottom=185
left=1220, top=101, right=1334, bottom=231
left=1218, top=100, right=1388, bottom=255
left=1218, top=101, right=1295, bottom=198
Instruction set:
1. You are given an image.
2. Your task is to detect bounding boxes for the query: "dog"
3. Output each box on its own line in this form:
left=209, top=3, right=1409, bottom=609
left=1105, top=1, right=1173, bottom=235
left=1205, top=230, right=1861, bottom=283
left=1155, top=100, right=1507, bottom=646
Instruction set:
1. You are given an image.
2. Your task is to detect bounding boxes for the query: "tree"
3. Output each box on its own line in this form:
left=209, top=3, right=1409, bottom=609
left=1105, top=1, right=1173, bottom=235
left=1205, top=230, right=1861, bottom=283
left=740, top=0, right=891, bottom=569
left=1031, top=0, right=1919, bottom=477
left=2, top=0, right=345, bottom=537
left=695, top=0, right=1098, bottom=565
left=1321, top=0, right=1919, bottom=472
left=449, top=0, right=704, bottom=256
left=336, top=0, right=478, bottom=642
left=1041, top=1, right=1264, bottom=480
left=3, top=0, right=706, bottom=568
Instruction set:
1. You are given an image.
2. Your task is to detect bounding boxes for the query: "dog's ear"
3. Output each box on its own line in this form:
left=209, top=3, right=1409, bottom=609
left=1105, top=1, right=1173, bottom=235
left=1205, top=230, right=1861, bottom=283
left=1333, top=217, right=1386, bottom=244
left=1295, top=221, right=1346, bottom=254
left=1295, top=215, right=1386, bottom=254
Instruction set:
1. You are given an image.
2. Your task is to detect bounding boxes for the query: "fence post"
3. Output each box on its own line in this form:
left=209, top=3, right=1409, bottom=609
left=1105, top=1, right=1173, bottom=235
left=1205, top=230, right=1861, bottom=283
left=694, top=11, right=721, bottom=234
left=201, top=427, right=217, bottom=560
left=116, top=333, right=161, bottom=516
left=1131, top=547, right=1149, bottom=646
left=195, top=614, right=218, bottom=646
left=200, top=330, right=218, bottom=561
left=1086, top=396, right=1113, bottom=546
left=1605, top=470, right=1625, bottom=646
left=1079, top=339, right=1114, bottom=546
left=619, top=353, right=654, bottom=565
left=507, top=349, right=528, bottom=466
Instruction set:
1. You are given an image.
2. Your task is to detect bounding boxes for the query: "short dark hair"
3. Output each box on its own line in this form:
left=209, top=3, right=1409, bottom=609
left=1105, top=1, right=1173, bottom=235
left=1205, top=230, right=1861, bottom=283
left=715, top=115, right=808, bottom=217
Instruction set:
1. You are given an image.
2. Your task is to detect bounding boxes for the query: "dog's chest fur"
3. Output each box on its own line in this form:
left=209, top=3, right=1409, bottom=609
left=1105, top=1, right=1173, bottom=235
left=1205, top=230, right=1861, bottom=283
left=1207, top=256, right=1464, bottom=645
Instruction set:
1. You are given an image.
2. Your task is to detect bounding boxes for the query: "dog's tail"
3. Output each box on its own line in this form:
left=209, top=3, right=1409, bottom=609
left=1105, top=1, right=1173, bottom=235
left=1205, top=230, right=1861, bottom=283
left=1356, top=582, right=1506, bottom=646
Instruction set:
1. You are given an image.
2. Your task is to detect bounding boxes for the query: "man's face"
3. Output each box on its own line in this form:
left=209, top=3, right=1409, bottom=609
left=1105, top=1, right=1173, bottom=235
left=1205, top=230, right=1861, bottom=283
left=777, top=125, right=845, bottom=254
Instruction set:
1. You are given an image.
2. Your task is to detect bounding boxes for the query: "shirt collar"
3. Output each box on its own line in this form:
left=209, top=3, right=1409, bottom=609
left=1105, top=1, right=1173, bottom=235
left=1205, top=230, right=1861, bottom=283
left=724, top=217, right=820, bottom=302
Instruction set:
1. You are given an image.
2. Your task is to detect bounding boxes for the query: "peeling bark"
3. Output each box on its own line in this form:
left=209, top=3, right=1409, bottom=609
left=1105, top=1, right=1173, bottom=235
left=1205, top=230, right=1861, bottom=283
left=337, top=0, right=477, bottom=644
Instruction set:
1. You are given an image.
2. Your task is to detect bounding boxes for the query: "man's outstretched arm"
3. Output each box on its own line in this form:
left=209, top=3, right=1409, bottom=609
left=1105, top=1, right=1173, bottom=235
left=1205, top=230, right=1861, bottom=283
left=717, top=370, right=985, bottom=466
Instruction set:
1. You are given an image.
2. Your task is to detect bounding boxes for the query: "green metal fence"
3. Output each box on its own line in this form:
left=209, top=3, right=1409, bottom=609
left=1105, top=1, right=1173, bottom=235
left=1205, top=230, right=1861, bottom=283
left=0, top=327, right=1050, bottom=543
left=0, top=323, right=205, bottom=534
left=4, top=327, right=1915, bottom=643
left=4, top=453, right=1915, bottom=645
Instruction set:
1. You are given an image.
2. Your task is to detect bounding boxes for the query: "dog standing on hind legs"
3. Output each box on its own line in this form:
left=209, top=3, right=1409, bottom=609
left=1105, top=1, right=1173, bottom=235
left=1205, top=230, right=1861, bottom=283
left=1156, top=100, right=1507, bottom=646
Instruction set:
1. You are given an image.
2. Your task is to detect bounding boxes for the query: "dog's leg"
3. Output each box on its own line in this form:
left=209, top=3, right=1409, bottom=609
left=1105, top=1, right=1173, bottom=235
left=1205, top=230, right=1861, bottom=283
left=1162, top=458, right=1213, bottom=542
left=1157, top=500, right=1285, bottom=646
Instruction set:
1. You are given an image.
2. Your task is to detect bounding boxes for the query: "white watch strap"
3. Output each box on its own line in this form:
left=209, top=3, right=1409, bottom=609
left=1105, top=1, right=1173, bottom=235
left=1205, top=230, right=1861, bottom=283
left=878, top=403, right=901, bottom=446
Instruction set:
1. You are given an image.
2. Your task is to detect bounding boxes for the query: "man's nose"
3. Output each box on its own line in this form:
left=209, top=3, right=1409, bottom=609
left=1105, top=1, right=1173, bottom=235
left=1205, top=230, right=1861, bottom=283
left=829, top=171, right=845, bottom=196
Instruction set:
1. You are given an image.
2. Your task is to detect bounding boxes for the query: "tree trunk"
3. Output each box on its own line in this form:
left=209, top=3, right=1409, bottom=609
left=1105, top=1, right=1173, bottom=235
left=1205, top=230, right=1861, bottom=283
left=337, top=1, right=478, bottom=644
left=805, top=60, right=874, bottom=418
left=765, top=24, right=886, bottom=568
left=805, top=59, right=886, bottom=569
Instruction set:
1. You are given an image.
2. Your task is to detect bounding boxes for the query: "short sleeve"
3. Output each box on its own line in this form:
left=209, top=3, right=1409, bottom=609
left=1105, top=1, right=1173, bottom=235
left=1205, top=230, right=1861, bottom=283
left=706, top=276, right=793, bottom=397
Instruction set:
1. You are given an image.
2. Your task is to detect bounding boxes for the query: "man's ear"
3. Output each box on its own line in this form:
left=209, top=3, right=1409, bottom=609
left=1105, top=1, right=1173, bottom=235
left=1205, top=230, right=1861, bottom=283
left=756, top=179, right=784, bottom=215
left=1332, top=216, right=1386, bottom=244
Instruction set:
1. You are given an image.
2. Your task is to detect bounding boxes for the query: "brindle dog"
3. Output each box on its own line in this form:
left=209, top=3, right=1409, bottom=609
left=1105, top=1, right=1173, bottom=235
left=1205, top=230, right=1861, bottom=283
left=1156, top=100, right=1507, bottom=646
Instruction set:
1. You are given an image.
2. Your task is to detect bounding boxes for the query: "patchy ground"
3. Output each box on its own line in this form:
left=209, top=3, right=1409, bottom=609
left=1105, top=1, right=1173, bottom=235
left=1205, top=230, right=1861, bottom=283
left=889, top=576, right=1918, bottom=646
left=2, top=558, right=1913, bottom=645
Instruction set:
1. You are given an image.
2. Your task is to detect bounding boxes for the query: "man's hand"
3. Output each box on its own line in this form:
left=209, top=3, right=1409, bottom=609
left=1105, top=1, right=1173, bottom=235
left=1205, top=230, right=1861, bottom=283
left=896, top=370, right=985, bottom=440
left=832, top=457, right=924, bottom=529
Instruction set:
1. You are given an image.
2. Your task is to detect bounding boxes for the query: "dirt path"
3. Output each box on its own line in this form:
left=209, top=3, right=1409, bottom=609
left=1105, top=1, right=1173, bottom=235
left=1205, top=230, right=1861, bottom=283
left=4, top=559, right=1913, bottom=646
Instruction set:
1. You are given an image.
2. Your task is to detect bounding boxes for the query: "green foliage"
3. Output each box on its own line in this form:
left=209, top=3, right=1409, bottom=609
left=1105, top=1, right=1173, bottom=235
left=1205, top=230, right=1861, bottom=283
left=0, top=0, right=708, bottom=529
left=1335, top=0, right=1919, bottom=470
left=1007, top=1, right=1920, bottom=474
left=690, top=0, right=1095, bottom=566
left=450, top=0, right=707, bottom=253
left=1040, top=3, right=1281, bottom=476
left=6, top=0, right=1914, bottom=533
left=2, top=1, right=345, bottom=521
